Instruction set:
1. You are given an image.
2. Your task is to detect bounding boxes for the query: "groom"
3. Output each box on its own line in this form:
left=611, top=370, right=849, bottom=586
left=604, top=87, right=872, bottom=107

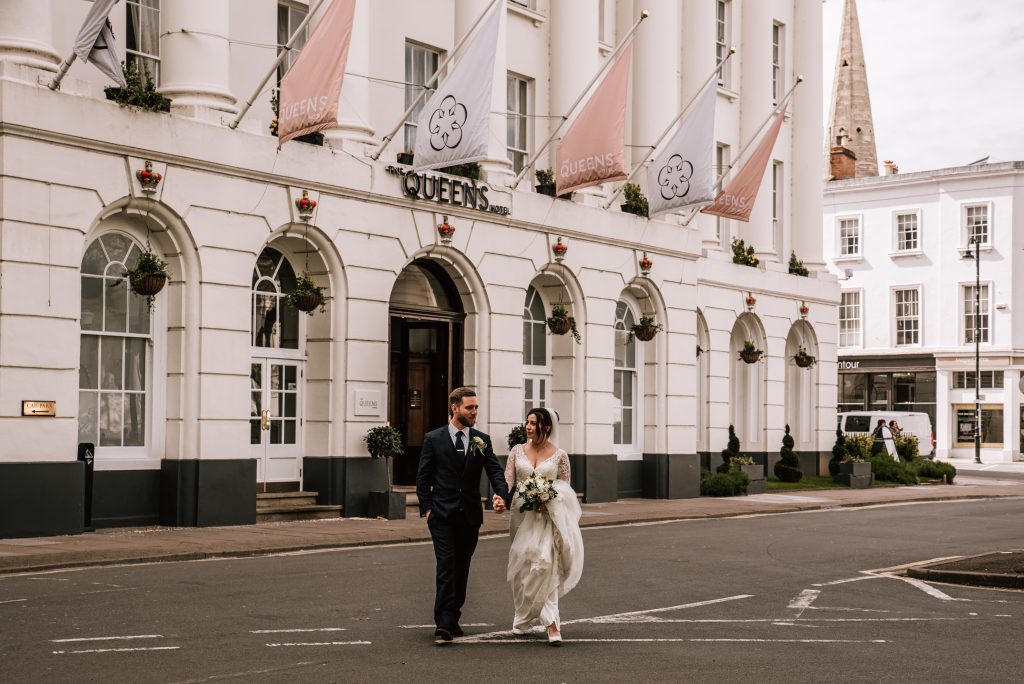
left=416, top=386, right=511, bottom=645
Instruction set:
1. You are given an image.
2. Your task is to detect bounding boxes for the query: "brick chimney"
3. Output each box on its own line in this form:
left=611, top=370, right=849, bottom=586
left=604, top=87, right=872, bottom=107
left=830, top=146, right=857, bottom=181
left=882, top=159, right=899, bottom=175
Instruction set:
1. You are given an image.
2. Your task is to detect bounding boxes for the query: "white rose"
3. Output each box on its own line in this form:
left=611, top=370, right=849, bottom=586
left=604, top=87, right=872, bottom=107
left=539, top=491, right=550, bottom=502
left=517, top=483, right=526, bottom=494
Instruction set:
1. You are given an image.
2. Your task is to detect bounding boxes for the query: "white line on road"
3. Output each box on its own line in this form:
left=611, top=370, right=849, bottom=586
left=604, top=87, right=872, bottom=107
left=813, top=575, right=885, bottom=586
left=461, top=638, right=889, bottom=644
left=787, top=589, right=820, bottom=611
left=893, top=575, right=968, bottom=602
left=564, top=594, right=754, bottom=625
left=602, top=617, right=964, bottom=623
left=398, top=623, right=493, bottom=629
left=265, top=641, right=371, bottom=647
left=249, top=628, right=348, bottom=634
left=0, top=598, right=27, bottom=605
left=52, top=646, right=180, bottom=654
left=51, top=635, right=164, bottom=643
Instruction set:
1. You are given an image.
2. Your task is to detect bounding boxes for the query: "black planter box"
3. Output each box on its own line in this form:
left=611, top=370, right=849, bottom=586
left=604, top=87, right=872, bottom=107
left=535, top=183, right=556, bottom=197
left=396, top=152, right=414, bottom=165
left=740, top=464, right=766, bottom=495
left=295, top=132, right=325, bottom=146
left=834, top=461, right=873, bottom=488
left=104, top=87, right=171, bottom=113
left=367, top=491, right=406, bottom=520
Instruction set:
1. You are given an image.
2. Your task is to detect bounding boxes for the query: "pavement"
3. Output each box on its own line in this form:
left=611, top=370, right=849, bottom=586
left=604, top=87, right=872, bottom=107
left=2, top=457, right=1024, bottom=579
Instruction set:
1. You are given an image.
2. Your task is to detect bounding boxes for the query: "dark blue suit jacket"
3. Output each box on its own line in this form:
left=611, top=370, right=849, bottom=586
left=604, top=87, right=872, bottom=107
left=416, top=425, right=511, bottom=526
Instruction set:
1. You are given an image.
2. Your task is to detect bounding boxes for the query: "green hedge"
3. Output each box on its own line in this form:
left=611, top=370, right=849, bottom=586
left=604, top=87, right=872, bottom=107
left=867, top=453, right=919, bottom=485
left=913, top=459, right=957, bottom=483
left=700, top=468, right=750, bottom=497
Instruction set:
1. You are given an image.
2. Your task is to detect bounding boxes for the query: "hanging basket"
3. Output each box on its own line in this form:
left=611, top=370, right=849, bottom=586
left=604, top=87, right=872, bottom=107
left=547, top=315, right=573, bottom=336
left=739, top=350, right=763, bottom=364
left=292, top=291, right=322, bottom=312
left=633, top=323, right=659, bottom=342
left=794, top=353, right=816, bottom=368
left=130, top=273, right=167, bottom=297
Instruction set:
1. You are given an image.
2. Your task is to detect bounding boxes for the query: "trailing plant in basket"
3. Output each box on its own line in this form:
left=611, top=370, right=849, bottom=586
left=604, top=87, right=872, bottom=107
left=284, top=272, right=326, bottom=314
left=105, top=61, right=170, bottom=112
left=547, top=304, right=581, bottom=344
left=364, top=424, right=405, bottom=491
left=507, top=424, right=527, bottom=451
left=774, top=424, right=803, bottom=482
left=121, top=247, right=168, bottom=310
left=793, top=346, right=816, bottom=368
left=628, top=315, right=663, bottom=342
left=738, top=339, right=763, bottom=363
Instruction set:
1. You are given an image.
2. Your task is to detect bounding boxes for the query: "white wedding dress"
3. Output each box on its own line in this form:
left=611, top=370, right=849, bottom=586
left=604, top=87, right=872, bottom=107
left=504, top=444, right=584, bottom=632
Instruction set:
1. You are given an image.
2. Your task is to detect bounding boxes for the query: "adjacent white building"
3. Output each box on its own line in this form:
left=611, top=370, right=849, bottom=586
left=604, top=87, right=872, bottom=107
left=0, top=0, right=836, bottom=537
left=824, top=161, right=1024, bottom=462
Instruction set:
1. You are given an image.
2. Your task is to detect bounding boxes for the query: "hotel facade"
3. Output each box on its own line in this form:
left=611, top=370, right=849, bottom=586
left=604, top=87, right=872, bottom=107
left=0, top=0, right=836, bottom=537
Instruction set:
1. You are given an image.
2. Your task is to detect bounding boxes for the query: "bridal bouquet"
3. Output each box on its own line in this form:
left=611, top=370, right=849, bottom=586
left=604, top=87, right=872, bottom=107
left=516, top=473, right=559, bottom=513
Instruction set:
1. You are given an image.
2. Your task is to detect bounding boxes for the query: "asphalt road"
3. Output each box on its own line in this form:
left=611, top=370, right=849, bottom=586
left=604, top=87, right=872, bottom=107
left=2, top=497, right=1024, bottom=683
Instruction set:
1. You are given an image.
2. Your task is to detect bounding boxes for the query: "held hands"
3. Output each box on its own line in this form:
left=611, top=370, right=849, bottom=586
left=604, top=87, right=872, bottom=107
left=492, top=495, right=506, bottom=513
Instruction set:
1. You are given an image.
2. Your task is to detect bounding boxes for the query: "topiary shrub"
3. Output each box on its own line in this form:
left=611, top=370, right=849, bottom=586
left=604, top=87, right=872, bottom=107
left=868, top=453, right=919, bottom=485
left=717, top=425, right=742, bottom=474
left=701, top=469, right=750, bottom=497
left=829, top=428, right=847, bottom=476
left=913, top=459, right=956, bottom=484
left=894, top=435, right=920, bottom=462
left=774, top=424, right=803, bottom=482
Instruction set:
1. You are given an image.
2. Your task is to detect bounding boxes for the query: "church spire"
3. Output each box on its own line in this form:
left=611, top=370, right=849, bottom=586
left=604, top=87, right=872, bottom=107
left=827, top=0, right=878, bottom=178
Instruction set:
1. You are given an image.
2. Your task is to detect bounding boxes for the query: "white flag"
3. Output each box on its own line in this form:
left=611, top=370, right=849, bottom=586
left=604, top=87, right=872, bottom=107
left=646, top=82, right=717, bottom=217
left=412, top=3, right=502, bottom=171
left=73, top=0, right=127, bottom=87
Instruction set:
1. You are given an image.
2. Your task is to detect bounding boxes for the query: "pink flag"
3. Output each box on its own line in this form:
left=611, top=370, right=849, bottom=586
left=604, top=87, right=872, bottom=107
left=555, top=43, right=634, bottom=196
left=702, top=105, right=787, bottom=222
left=278, top=0, right=357, bottom=147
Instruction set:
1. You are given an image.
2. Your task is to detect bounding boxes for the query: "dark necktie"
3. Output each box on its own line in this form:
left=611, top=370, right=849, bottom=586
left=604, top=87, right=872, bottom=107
left=455, top=431, right=466, bottom=460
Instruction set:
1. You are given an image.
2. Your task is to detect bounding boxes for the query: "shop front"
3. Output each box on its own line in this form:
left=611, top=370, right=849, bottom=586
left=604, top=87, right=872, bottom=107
left=837, top=355, right=937, bottom=431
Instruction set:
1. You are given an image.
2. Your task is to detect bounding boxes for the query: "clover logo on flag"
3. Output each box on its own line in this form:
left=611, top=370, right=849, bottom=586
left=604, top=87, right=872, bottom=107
left=428, top=95, right=468, bottom=151
left=656, top=155, right=694, bottom=201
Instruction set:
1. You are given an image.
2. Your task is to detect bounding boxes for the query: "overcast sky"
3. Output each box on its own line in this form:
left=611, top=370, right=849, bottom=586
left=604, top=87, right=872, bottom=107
left=822, top=0, right=1024, bottom=173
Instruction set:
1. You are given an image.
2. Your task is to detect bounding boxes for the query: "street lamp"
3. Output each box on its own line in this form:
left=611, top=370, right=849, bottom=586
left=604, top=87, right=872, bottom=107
left=962, top=237, right=983, bottom=464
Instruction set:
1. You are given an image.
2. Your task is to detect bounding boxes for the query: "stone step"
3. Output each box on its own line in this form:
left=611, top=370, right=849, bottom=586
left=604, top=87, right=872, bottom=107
left=256, top=491, right=319, bottom=509
left=255, top=504, right=342, bottom=523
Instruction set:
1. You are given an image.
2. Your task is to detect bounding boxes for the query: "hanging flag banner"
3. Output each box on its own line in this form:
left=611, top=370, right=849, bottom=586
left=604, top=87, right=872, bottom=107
left=278, top=0, right=357, bottom=146
left=647, top=82, right=717, bottom=217
left=412, top=2, right=503, bottom=171
left=555, top=43, right=634, bottom=196
left=72, top=0, right=127, bottom=87
left=702, top=105, right=787, bottom=222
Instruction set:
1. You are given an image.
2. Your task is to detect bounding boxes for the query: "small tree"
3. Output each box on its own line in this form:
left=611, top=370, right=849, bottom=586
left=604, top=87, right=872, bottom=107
left=774, top=424, right=803, bottom=482
left=364, top=425, right=404, bottom=491
left=717, top=425, right=742, bottom=473
left=829, top=427, right=847, bottom=476
left=788, top=251, right=809, bottom=277
left=622, top=183, right=650, bottom=217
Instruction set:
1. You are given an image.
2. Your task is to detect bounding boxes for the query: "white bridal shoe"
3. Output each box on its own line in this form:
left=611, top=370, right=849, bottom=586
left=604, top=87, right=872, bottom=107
left=547, top=631, right=562, bottom=646
left=511, top=627, right=527, bottom=635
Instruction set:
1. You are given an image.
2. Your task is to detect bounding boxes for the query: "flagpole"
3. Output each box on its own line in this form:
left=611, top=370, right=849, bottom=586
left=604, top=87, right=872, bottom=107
left=601, top=48, right=735, bottom=210
left=47, top=53, right=78, bottom=91
left=369, top=0, right=502, bottom=161
left=228, top=0, right=329, bottom=130
left=510, top=10, right=650, bottom=190
left=680, top=75, right=802, bottom=227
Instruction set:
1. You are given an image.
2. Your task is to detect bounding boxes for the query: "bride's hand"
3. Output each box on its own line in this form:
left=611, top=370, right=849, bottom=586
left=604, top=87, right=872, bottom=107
left=537, top=503, right=547, bottom=514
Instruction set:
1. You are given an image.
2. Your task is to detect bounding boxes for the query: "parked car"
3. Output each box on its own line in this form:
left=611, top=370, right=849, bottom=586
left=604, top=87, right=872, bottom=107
left=837, top=411, right=935, bottom=457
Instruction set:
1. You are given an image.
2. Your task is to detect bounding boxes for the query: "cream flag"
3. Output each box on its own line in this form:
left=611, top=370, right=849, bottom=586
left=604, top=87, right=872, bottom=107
left=72, top=0, right=127, bottom=87
left=647, top=82, right=718, bottom=217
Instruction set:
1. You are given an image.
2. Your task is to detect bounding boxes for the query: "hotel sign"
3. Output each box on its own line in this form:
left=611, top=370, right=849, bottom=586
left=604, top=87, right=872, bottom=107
left=386, top=166, right=510, bottom=217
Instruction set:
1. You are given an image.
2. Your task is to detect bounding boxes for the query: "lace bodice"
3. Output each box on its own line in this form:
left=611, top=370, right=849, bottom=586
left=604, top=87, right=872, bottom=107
left=505, top=443, right=570, bottom=489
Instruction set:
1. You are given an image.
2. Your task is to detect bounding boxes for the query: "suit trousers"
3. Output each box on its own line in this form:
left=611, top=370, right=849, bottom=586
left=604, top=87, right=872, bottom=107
left=428, top=510, right=479, bottom=629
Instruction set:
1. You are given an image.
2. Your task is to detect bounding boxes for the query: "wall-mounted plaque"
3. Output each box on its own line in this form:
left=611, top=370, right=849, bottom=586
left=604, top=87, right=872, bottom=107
left=354, top=390, right=381, bottom=417
left=22, top=401, right=56, bottom=417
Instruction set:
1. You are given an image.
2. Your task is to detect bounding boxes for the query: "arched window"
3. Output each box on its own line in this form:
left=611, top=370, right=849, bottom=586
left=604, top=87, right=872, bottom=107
left=79, top=233, right=152, bottom=448
left=523, top=285, right=549, bottom=416
left=613, top=300, right=637, bottom=450
left=252, top=247, right=299, bottom=349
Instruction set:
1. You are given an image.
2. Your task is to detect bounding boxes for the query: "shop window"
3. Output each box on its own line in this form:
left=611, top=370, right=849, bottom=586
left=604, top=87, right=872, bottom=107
left=954, top=404, right=1003, bottom=447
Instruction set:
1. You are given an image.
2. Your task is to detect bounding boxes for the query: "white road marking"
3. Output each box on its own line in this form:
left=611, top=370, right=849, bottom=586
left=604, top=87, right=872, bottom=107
left=462, top=638, right=888, bottom=644
left=813, top=575, right=885, bottom=586
left=249, top=628, right=347, bottom=634
left=398, top=623, right=493, bottom=629
left=265, top=641, right=371, bottom=647
left=564, top=594, right=754, bottom=625
left=0, top=598, right=28, bottom=605
left=29, top=577, right=69, bottom=581
left=804, top=606, right=891, bottom=613
left=53, top=646, right=180, bottom=654
left=894, top=575, right=968, bottom=602
left=787, top=589, right=820, bottom=611
left=51, top=634, right=164, bottom=643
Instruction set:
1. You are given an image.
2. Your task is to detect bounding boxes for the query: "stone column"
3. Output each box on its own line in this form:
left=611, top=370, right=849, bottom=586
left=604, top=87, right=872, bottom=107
left=315, top=0, right=375, bottom=151
left=549, top=0, right=599, bottom=174
left=0, top=0, right=59, bottom=75
left=630, top=1, right=680, bottom=170
left=454, top=0, right=511, bottom=184
left=791, top=0, right=824, bottom=268
left=159, top=0, right=238, bottom=115
left=738, top=0, right=774, bottom=256
left=681, top=0, right=718, bottom=245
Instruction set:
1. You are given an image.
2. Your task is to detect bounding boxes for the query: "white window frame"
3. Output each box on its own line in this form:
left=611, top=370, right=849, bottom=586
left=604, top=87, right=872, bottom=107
left=961, top=281, right=992, bottom=346
left=839, top=290, right=863, bottom=348
left=716, top=0, right=732, bottom=89
left=126, top=0, right=161, bottom=83
left=891, top=285, right=921, bottom=347
left=891, top=209, right=921, bottom=255
left=835, top=215, right=863, bottom=260
left=404, top=41, right=442, bottom=154
left=276, top=2, right=309, bottom=85
left=952, top=370, right=1004, bottom=390
left=715, top=143, right=731, bottom=249
left=961, top=202, right=993, bottom=250
left=522, top=285, right=551, bottom=415
left=613, top=299, right=643, bottom=458
left=771, top=22, right=785, bottom=105
left=506, top=73, right=531, bottom=175
left=772, top=160, right=783, bottom=256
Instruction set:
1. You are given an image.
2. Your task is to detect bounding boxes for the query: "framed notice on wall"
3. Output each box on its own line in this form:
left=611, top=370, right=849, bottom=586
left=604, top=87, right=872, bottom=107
left=955, top=408, right=975, bottom=445
left=953, top=403, right=1005, bottom=448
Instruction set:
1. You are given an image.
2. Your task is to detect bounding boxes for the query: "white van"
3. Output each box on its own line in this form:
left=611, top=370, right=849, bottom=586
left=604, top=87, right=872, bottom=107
left=837, top=411, right=935, bottom=458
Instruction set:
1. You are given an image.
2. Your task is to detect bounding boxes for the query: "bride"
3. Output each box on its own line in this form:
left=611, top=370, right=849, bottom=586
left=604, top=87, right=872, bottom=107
left=502, top=407, right=584, bottom=645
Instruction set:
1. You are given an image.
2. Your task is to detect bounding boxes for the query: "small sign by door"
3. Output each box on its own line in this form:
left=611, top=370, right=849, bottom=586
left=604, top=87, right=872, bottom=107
left=22, top=400, right=56, bottom=417
left=354, top=389, right=381, bottom=416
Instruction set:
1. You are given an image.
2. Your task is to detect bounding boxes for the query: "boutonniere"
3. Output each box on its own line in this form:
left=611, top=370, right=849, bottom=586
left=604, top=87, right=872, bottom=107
left=468, top=436, right=487, bottom=457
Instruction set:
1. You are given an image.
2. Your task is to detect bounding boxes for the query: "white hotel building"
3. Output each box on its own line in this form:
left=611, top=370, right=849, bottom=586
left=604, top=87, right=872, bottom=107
left=0, top=0, right=835, bottom=537
left=824, top=161, right=1024, bottom=462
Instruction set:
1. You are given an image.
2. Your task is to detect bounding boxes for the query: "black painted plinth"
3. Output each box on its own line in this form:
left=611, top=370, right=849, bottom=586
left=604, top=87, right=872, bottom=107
left=367, top=491, right=406, bottom=519
left=568, top=454, right=617, bottom=503
left=160, top=459, right=256, bottom=527
left=303, top=456, right=387, bottom=518
left=642, top=454, right=701, bottom=499
left=0, top=462, right=84, bottom=538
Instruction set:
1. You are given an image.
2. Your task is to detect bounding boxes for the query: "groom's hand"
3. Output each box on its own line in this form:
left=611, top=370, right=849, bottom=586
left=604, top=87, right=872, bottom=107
left=492, top=495, right=506, bottom=513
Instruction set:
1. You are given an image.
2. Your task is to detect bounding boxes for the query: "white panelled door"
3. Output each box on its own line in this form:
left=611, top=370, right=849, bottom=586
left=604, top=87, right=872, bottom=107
left=250, top=359, right=302, bottom=482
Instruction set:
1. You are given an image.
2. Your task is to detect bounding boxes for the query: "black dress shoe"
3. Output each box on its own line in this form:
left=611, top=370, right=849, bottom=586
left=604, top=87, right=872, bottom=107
left=451, top=626, right=465, bottom=638
left=434, top=627, right=454, bottom=645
